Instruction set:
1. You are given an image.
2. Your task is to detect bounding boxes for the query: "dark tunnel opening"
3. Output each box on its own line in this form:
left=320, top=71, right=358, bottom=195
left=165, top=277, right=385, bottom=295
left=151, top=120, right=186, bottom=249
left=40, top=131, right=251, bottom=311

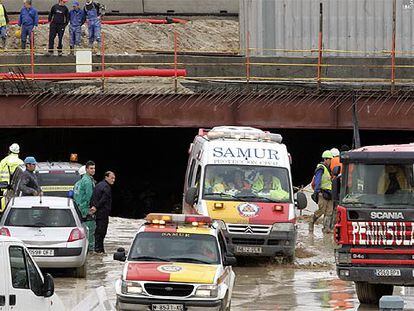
left=0, top=127, right=412, bottom=218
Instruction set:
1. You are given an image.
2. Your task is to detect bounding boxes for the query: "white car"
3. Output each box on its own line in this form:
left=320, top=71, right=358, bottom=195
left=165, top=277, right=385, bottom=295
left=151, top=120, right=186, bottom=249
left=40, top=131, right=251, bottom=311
left=0, top=235, right=65, bottom=310
left=0, top=196, right=88, bottom=278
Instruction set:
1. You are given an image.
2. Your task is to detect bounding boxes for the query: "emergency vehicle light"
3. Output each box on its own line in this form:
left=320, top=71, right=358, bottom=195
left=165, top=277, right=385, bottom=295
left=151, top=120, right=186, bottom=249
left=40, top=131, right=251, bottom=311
left=0, top=227, right=11, bottom=237
left=206, top=129, right=282, bottom=143
left=146, top=214, right=212, bottom=226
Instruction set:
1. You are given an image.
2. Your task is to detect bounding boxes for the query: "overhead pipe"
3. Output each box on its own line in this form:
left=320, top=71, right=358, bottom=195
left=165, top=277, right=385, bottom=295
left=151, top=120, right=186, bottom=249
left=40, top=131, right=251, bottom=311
left=9, top=18, right=187, bottom=26
left=0, top=69, right=187, bottom=81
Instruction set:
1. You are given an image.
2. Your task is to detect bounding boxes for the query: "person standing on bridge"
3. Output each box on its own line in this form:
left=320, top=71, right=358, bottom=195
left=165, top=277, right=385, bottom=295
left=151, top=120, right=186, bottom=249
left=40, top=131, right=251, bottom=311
left=18, top=0, right=38, bottom=50
left=84, top=0, right=105, bottom=53
left=74, top=160, right=96, bottom=251
left=69, top=1, right=85, bottom=54
left=0, top=0, right=9, bottom=50
left=47, top=0, right=70, bottom=56
left=91, top=171, right=115, bottom=254
left=310, top=150, right=333, bottom=234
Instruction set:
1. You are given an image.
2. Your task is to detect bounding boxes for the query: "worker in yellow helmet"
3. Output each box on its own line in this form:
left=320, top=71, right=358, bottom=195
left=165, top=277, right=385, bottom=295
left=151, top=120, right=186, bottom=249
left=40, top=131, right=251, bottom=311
left=309, top=150, right=333, bottom=234
left=0, top=0, right=9, bottom=49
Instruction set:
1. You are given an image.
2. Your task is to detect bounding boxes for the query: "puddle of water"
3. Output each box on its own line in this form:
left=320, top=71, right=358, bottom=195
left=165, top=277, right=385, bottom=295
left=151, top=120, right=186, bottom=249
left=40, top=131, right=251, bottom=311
left=48, top=217, right=414, bottom=311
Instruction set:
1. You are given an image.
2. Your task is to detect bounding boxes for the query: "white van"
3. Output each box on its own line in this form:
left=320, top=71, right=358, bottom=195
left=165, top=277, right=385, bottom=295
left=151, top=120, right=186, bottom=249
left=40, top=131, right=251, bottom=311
left=183, top=126, right=307, bottom=261
left=0, top=236, right=65, bottom=311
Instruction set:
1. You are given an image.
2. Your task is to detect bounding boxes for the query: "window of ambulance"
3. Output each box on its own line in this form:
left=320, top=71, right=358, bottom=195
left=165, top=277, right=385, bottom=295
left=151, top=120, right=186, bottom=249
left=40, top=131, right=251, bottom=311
left=202, top=165, right=291, bottom=203
left=341, top=163, right=414, bottom=207
left=129, top=232, right=220, bottom=265
left=36, top=171, right=80, bottom=197
left=5, top=208, right=76, bottom=227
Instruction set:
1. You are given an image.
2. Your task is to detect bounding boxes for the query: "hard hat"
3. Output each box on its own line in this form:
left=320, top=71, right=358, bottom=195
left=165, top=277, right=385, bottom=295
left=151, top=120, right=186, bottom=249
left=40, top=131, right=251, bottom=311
left=330, top=148, right=340, bottom=157
left=322, top=150, right=333, bottom=159
left=73, top=1, right=80, bottom=6
left=24, top=156, right=37, bottom=164
left=78, top=165, right=86, bottom=175
left=9, top=143, right=20, bottom=154
left=15, top=28, right=21, bottom=38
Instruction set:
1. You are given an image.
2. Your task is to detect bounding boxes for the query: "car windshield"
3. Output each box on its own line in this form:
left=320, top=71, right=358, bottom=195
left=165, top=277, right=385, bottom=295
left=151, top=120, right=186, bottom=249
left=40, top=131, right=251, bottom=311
left=341, top=163, right=414, bottom=207
left=36, top=172, right=80, bottom=197
left=5, top=208, right=76, bottom=227
left=129, top=232, right=220, bottom=265
left=202, top=165, right=291, bottom=203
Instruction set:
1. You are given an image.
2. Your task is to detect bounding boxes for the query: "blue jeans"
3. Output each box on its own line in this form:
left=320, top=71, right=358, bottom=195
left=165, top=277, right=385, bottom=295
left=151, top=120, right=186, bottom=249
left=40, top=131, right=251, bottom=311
left=69, top=25, right=82, bottom=47
left=88, top=19, right=101, bottom=45
left=21, top=25, right=34, bottom=50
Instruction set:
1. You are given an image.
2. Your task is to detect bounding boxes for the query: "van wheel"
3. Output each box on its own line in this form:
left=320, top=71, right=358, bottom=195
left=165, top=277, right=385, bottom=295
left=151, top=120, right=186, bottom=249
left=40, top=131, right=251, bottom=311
left=74, top=263, right=87, bottom=278
left=355, top=282, right=393, bottom=304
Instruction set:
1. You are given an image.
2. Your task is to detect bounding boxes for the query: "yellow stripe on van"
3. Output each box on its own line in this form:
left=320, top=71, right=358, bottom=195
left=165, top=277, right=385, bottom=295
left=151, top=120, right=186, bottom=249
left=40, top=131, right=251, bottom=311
left=42, top=185, right=73, bottom=192
left=205, top=201, right=248, bottom=224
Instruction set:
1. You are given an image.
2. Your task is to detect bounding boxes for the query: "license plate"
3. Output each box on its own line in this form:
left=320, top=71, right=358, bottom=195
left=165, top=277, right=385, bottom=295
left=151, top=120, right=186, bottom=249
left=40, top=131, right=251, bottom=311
left=151, top=304, right=184, bottom=311
left=375, top=269, right=401, bottom=277
left=29, top=249, right=55, bottom=257
left=235, top=246, right=263, bottom=254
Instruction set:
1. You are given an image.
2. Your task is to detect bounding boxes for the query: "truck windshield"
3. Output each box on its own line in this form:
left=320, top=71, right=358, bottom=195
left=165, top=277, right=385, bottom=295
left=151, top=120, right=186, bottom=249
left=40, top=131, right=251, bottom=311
left=129, top=232, right=220, bottom=265
left=342, top=163, right=414, bottom=207
left=202, top=165, right=291, bottom=203
left=36, top=172, right=80, bottom=197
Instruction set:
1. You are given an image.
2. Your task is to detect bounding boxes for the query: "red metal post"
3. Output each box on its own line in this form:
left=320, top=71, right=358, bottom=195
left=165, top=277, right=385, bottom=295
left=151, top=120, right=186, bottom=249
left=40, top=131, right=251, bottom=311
left=317, top=2, right=323, bottom=86
left=101, top=31, right=105, bottom=90
left=174, top=31, right=178, bottom=93
left=30, top=31, right=35, bottom=77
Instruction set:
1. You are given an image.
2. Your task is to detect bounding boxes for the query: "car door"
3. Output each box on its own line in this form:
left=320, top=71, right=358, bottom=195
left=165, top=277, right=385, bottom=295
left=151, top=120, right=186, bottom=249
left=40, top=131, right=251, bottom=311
left=7, top=245, right=50, bottom=311
left=0, top=242, right=8, bottom=311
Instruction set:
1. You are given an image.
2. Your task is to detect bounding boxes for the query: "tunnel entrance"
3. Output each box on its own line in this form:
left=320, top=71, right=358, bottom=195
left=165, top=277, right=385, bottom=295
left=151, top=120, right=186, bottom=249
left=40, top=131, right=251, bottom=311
left=1, top=127, right=412, bottom=218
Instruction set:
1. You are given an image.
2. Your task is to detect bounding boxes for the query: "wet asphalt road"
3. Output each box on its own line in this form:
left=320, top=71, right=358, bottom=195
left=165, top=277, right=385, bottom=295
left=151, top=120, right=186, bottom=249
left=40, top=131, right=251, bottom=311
left=49, top=217, right=414, bottom=311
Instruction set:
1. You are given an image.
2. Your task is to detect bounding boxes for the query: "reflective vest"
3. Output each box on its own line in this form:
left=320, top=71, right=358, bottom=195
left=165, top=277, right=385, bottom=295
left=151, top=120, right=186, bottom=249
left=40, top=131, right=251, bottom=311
left=316, top=164, right=332, bottom=191
left=0, top=5, right=6, bottom=27
left=252, top=175, right=289, bottom=200
left=0, top=153, right=24, bottom=183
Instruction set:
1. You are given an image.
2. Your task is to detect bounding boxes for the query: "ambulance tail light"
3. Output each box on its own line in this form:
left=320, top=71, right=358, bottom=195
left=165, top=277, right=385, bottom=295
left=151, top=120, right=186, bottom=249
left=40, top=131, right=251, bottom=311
left=0, top=227, right=10, bottom=237
left=146, top=213, right=212, bottom=226
left=68, top=228, right=85, bottom=242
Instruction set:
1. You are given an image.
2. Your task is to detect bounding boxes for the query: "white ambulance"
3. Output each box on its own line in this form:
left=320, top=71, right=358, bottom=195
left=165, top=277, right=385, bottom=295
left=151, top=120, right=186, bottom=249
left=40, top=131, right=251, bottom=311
left=0, top=236, right=65, bottom=310
left=183, top=126, right=307, bottom=261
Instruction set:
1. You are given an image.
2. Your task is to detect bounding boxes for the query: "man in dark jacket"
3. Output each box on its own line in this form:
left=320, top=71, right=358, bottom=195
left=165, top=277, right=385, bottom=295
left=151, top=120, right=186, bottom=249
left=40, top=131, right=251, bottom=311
left=48, top=0, right=69, bottom=56
left=91, top=171, right=115, bottom=253
left=19, top=157, right=42, bottom=196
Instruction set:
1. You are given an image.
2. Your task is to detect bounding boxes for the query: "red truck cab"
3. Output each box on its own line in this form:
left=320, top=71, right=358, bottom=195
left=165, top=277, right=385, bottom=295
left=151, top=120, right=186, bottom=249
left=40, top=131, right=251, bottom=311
left=334, top=143, right=414, bottom=304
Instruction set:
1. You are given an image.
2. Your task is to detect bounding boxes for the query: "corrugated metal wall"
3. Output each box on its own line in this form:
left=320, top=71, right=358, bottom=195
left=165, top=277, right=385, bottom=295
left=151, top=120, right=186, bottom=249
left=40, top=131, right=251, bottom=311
left=240, top=0, right=414, bottom=57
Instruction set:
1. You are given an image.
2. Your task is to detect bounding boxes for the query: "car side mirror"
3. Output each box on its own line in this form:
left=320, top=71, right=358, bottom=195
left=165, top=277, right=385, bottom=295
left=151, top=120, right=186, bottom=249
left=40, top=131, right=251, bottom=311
left=0, top=181, right=8, bottom=190
left=43, top=273, right=54, bottom=298
left=295, top=192, right=307, bottom=210
left=185, top=187, right=198, bottom=206
left=332, top=166, right=341, bottom=177
left=114, top=247, right=126, bottom=262
left=224, top=254, right=237, bottom=266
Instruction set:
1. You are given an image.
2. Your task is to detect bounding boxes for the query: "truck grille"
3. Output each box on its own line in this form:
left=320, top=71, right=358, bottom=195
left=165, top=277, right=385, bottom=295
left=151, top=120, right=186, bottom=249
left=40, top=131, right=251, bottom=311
left=144, top=283, right=194, bottom=297
left=227, top=224, right=271, bottom=235
left=232, top=238, right=265, bottom=245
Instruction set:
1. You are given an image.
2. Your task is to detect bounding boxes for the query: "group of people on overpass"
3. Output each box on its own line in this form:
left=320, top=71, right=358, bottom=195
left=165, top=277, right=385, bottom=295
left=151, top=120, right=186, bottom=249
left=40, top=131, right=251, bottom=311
left=0, top=0, right=104, bottom=54
left=0, top=143, right=116, bottom=254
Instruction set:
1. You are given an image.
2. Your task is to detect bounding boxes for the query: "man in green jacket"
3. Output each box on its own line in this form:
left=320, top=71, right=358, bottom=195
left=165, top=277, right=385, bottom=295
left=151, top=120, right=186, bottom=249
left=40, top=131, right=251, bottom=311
left=74, top=160, right=96, bottom=251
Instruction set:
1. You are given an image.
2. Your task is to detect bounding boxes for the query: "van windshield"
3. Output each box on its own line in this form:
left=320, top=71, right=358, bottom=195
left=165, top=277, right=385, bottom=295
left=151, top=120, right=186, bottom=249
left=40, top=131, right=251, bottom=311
left=341, top=163, right=414, bottom=207
left=5, top=208, right=76, bottom=227
left=36, top=172, right=80, bottom=197
left=202, top=165, right=291, bottom=203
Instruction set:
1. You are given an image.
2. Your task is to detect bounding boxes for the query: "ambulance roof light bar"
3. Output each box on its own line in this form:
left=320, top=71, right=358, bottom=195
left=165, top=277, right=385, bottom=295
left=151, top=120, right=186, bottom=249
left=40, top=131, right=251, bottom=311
left=145, top=213, right=213, bottom=226
left=202, top=126, right=282, bottom=143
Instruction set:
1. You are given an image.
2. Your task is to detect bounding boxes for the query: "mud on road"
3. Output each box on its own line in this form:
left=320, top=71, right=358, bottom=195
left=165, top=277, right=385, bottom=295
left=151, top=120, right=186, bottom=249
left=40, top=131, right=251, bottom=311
left=50, top=217, right=414, bottom=311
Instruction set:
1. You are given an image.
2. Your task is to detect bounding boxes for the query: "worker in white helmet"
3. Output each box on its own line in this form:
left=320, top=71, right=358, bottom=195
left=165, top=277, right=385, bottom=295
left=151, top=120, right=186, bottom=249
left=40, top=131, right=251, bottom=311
left=0, top=143, right=24, bottom=213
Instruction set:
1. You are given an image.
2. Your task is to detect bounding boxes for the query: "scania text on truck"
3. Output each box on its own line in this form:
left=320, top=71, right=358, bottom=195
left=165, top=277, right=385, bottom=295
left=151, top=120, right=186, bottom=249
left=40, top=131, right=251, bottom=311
left=183, top=126, right=307, bottom=261
left=334, top=143, right=414, bottom=304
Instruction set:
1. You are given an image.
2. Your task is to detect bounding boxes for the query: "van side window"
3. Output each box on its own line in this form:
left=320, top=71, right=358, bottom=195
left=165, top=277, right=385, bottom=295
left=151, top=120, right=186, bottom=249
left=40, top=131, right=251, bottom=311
left=9, top=246, right=29, bottom=289
left=194, top=165, right=202, bottom=187
left=187, top=159, right=196, bottom=188
left=25, top=252, right=44, bottom=296
left=217, top=232, right=227, bottom=259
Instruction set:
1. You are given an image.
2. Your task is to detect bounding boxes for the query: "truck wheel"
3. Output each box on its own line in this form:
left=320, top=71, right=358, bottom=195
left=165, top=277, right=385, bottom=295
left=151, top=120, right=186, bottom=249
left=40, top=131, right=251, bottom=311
left=355, top=282, right=393, bottom=304
left=73, top=263, right=87, bottom=278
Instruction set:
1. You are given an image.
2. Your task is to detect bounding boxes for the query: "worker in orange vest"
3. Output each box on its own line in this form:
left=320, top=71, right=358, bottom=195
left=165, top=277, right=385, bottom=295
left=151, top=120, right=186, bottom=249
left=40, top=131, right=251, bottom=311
left=330, top=148, right=341, bottom=174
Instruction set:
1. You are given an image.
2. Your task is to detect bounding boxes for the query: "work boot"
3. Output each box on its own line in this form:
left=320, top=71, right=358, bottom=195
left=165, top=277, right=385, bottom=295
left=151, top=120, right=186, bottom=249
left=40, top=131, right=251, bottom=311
left=69, top=46, right=74, bottom=55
